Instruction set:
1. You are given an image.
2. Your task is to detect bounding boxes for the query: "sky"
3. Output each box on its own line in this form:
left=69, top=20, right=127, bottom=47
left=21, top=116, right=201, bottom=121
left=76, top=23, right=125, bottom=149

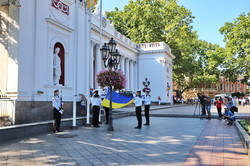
left=101, top=0, right=250, bottom=47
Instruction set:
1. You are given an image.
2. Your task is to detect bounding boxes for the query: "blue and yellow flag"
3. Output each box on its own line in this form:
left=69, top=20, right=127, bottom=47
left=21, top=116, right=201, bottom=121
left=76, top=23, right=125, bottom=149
left=101, top=89, right=134, bottom=109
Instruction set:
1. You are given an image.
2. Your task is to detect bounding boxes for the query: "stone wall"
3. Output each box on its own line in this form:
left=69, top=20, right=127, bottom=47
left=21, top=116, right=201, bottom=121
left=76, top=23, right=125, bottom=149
left=15, top=101, right=82, bottom=124
left=0, top=6, right=9, bottom=93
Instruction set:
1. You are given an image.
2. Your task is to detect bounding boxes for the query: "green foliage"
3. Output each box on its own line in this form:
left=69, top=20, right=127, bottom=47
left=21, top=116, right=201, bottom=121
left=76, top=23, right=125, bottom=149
left=219, top=12, right=250, bottom=82
left=231, top=92, right=246, bottom=98
left=106, top=0, right=249, bottom=94
left=240, top=119, right=250, bottom=135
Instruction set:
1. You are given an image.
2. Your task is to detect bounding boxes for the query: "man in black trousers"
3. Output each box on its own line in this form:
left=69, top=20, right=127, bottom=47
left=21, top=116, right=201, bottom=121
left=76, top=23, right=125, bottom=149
left=90, top=90, right=102, bottom=127
left=198, top=92, right=206, bottom=116
left=134, top=90, right=143, bottom=129
left=144, top=89, right=151, bottom=125
left=52, top=89, right=63, bottom=132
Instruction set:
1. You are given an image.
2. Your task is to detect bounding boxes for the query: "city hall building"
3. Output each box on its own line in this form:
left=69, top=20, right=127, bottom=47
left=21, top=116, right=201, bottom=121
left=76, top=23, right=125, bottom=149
left=0, top=0, right=175, bottom=124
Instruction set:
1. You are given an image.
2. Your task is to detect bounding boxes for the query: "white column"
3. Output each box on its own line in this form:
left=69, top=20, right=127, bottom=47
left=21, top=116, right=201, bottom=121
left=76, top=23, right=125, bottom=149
left=125, top=58, right=130, bottom=90
left=85, top=9, right=91, bottom=126
left=120, top=56, right=125, bottom=72
left=96, top=44, right=102, bottom=73
left=89, top=42, right=94, bottom=89
left=130, top=60, right=134, bottom=91
left=134, top=61, right=138, bottom=90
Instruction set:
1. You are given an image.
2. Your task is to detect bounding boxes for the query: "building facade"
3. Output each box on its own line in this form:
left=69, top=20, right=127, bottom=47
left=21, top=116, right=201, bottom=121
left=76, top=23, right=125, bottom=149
left=0, top=0, right=175, bottom=124
left=181, top=77, right=248, bottom=100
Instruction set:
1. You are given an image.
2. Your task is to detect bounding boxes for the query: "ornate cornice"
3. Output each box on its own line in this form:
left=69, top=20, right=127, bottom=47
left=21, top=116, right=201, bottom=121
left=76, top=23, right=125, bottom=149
left=51, top=0, right=69, bottom=15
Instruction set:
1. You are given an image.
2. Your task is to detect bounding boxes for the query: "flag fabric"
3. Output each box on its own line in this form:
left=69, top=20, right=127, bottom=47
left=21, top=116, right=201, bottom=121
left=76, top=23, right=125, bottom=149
left=87, top=0, right=98, bottom=9
left=101, top=88, right=134, bottom=109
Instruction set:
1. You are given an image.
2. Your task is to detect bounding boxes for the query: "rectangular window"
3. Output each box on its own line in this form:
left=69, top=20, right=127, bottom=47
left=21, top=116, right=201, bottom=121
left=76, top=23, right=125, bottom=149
left=220, top=84, right=223, bottom=91
left=231, top=84, right=234, bottom=91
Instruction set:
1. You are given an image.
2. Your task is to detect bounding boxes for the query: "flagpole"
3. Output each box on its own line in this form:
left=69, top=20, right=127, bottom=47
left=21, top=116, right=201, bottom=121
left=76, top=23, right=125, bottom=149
left=99, top=0, right=102, bottom=46
left=86, top=0, right=93, bottom=127
left=108, top=86, right=113, bottom=131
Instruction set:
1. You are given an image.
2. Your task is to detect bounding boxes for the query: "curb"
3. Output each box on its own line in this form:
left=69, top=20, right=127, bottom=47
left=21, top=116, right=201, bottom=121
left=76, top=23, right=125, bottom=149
left=0, top=111, right=131, bottom=143
left=235, top=120, right=250, bottom=159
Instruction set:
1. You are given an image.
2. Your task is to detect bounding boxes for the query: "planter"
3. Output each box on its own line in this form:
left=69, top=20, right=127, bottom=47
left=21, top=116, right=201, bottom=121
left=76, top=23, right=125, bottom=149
left=235, top=120, right=250, bottom=158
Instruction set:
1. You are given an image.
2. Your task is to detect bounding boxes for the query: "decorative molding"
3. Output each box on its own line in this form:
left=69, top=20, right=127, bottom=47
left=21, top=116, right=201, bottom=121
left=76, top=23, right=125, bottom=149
left=46, top=18, right=74, bottom=33
left=51, top=0, right=69, bottom=15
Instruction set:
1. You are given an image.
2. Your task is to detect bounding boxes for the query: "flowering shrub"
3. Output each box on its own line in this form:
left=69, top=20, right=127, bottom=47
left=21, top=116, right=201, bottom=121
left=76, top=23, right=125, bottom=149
left=96, top=70, right=126, bottom=90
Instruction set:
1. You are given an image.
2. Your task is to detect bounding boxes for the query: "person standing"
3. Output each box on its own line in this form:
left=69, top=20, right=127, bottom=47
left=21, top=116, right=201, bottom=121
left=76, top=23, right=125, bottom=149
left=103, top=107, right=109, bottom=124
left=52, top=89, right=63, bottom=132
left=158, top=96, right=161, bottom=105
left=134, top=90, right=143, bottom=129
left=198, top=92, right=206, bottom=116
left=144, top=90, right=151, bottom=125
left=226, top=97, right=236, bottom=114
left=215, top=97, right=223, bottom=119
left=204, top=95, right=212, bottom=119
left=90, top=90, right=102, bottom=127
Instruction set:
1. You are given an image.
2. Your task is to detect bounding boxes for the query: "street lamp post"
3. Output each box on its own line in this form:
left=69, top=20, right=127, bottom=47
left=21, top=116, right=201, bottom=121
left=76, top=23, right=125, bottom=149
left=100, top=38, right=121, bottom=131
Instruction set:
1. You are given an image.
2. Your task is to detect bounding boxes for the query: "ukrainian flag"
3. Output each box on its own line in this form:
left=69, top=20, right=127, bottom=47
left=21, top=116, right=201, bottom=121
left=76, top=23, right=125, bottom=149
left=101, top=88, right=134, bottom=109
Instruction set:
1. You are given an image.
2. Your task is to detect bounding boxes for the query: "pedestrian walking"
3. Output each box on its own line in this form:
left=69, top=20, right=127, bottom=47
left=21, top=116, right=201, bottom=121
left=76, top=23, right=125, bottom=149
left=215, top=97, right=223, bottom=119
left=143, top=89, right=151, bottom=125
left=90, top=90, right=102, bottom=127
left=134, top=90, right=143, bottom=129
left=52, top=89, right=63, bottom=132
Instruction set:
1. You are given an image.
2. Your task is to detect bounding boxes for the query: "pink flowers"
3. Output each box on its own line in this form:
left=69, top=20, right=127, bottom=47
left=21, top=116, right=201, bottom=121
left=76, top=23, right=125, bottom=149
left=96, top=70, right=126, bottom=90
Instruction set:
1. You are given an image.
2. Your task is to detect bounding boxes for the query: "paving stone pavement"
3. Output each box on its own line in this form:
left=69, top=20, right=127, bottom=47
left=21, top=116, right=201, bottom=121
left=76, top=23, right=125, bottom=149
left=0, top=105, right=250, bottom=166
left=183, top=119, right=250, bottom=166
left=0, top=116, right=207, bottom=166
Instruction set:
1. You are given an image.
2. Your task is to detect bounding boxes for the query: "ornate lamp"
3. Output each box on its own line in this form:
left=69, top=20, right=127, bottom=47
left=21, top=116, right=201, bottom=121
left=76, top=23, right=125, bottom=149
left=100, top=38, right=121, bottom=131
left=107, top=37, right=116, bottom=53
left=112, top=49, right=121, bottom=70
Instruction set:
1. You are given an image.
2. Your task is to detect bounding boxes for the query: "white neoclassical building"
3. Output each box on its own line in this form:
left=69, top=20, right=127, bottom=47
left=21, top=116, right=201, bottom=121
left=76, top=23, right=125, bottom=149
left=0, top=0, right=175, bottom=124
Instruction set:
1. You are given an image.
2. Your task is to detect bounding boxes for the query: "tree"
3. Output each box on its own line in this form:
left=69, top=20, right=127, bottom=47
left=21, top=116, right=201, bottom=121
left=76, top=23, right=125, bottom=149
left=219, top=12, right=250, bottom=82
left=107, top=0, right=203, bottom=94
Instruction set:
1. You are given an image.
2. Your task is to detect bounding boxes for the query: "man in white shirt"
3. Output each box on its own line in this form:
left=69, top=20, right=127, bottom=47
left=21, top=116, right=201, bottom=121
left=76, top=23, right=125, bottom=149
left=134, top=90, right=143, bottom=129
left=90, top=90, right=102, bottom=127
left=144, top=90, right=151, bottom=125
left=52, top=89, right=62, bottom=132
